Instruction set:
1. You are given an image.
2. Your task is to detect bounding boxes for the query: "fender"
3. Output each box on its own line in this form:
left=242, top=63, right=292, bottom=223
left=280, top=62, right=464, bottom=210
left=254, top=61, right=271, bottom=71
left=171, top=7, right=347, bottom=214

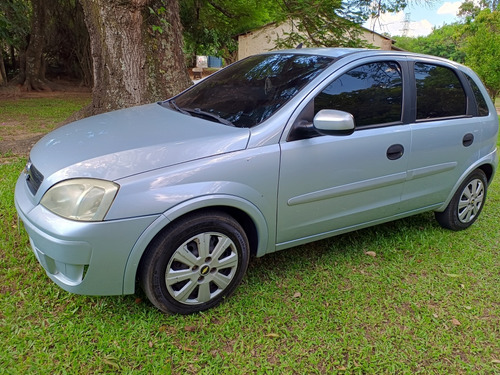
left=122, top=194, right=272, bottom=294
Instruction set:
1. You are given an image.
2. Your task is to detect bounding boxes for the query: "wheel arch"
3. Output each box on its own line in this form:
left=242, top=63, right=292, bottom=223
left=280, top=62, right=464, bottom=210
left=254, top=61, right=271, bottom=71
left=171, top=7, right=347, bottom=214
left=437, top=161, right=495, bottom=213
left=122, top=195, right=270, bottom=294
left=478, top=163, right=494, bottom=184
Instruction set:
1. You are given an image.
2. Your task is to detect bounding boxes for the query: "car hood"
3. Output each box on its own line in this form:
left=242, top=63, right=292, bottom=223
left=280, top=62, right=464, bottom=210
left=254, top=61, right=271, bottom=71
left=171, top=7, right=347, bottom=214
left=30, top=103, right=250, bottom=183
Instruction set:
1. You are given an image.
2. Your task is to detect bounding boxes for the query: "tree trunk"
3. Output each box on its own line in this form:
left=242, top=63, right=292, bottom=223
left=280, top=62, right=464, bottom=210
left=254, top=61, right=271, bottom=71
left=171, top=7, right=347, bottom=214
left=21, top=0, right=51, bottom=91
left=73, top=1, right=93, bottom=87
left=0, top=53, right=6, bottom=85
left=79, top=0, right=192, bottom=117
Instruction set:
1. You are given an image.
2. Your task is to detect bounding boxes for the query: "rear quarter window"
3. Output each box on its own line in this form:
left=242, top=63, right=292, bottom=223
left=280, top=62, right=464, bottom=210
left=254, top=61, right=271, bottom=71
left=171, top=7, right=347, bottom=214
left=464, top=74, right=490, bottom=117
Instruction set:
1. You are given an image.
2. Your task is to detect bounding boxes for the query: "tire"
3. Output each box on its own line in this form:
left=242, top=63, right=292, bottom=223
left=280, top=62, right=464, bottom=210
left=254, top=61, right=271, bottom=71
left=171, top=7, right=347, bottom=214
left=139, top=211, right=250, bottom=314
left=435, top=169, right=488, bottom=231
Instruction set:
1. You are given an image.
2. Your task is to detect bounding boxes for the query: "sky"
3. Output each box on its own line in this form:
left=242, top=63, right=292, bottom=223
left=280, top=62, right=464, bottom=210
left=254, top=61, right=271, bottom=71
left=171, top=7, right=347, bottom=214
left=363, top=0, right=468, bottom=37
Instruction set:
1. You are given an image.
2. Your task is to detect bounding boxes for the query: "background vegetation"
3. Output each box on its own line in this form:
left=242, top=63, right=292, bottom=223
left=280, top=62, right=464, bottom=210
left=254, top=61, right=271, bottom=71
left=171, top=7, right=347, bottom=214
left=0, top=91, right=499, bottom=374
left=393, top=1, right=500, bottom=99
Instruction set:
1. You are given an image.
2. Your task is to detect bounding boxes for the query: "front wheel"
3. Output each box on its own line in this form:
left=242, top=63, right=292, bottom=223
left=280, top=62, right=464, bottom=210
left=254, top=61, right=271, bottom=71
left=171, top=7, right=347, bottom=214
left=435, top=169, right=488, bottom=231
left=139, top=211, right=250, bottom=314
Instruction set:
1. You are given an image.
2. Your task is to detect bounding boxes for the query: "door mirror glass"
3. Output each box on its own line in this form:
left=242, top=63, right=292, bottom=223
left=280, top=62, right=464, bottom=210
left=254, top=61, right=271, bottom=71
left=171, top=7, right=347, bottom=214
left=313, top=109, right=355, bottom=135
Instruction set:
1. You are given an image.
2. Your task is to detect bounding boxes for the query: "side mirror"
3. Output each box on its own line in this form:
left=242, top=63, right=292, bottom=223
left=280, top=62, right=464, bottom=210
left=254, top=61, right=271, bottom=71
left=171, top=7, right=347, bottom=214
left=313, top=109, right=355, bottom=136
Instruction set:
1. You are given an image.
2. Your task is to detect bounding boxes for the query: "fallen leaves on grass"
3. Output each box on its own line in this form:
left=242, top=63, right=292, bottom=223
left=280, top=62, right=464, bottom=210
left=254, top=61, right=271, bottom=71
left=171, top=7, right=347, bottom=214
left=102, top=357, right=120, bottom=370
left=451, top=318, right=461, bottom=326
left=264, top=333, right=280, bottom=338
left=364, top=251, right=376, bottom=257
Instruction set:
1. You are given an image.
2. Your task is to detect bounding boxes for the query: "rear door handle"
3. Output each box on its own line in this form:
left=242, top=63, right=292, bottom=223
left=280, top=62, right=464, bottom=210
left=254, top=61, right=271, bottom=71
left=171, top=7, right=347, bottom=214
left=387, top=144, right=404, bottom=160
left=463, top=133, right=474, bottom=147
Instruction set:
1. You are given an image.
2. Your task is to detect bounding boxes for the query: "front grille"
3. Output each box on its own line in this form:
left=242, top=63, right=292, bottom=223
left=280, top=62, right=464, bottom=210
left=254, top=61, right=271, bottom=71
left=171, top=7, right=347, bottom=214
left=25, top=160, right=44, bottom=195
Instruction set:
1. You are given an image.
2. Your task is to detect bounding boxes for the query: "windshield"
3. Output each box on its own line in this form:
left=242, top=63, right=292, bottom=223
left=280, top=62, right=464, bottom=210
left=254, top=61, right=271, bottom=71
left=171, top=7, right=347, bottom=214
left=167, top=54, right=334, bottom=128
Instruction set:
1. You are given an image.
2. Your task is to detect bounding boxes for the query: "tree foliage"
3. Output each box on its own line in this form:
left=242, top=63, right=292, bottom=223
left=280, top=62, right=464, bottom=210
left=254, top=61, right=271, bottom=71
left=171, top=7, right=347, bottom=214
left=272, top=0, right=367, bottom=49
left=267, top=0, right=428, bottom=49
left=180, top=0, right=279, bottom=63
left=0, top=0, right=30, bottom=51
left=393, top=24, right=466, bottom=63
left=458, top=0, right=499, bottom=19
left=0, top=0, right=30, bottom=83
left=462, top=9, right=500, bottom=98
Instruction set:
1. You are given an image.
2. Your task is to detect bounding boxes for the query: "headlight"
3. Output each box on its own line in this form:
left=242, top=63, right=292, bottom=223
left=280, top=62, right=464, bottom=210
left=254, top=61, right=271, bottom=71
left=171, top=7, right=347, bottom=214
left=40, top=179, right=119, bottom=221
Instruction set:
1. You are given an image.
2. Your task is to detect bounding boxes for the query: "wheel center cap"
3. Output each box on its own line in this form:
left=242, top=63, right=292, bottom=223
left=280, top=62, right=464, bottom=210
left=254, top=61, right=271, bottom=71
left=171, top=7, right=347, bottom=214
left=200, top=265, right=210, bottom=275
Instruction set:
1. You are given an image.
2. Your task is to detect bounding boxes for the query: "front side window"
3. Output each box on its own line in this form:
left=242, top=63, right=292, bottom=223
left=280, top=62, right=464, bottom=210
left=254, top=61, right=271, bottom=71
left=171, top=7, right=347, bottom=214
left=415, top=63, right=466, bottom=120
left=315, top=61, right=403, bottom=127
left=169, top=54, right=333, bottom=128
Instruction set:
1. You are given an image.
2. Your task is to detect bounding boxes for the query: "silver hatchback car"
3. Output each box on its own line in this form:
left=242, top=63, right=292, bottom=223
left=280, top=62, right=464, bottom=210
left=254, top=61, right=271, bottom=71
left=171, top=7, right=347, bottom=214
left=15, top=48, right=498, bottom=314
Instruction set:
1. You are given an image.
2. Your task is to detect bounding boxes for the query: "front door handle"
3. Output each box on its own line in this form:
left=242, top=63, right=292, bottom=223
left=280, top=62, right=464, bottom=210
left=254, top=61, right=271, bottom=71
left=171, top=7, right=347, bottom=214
left=387, top=144, right=404, bottom=160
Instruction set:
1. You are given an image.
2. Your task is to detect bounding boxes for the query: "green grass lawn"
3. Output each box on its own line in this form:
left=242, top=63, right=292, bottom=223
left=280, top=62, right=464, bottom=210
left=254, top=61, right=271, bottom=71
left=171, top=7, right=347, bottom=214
left=1, top=97, right=499, bottom=374
left=0, top=95, right=90, bottom=138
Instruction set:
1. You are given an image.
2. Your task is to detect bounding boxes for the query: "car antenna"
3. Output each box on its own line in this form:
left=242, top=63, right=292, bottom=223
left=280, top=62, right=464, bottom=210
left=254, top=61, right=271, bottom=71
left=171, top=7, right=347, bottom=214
left=296, top=43, right=303, bottom=49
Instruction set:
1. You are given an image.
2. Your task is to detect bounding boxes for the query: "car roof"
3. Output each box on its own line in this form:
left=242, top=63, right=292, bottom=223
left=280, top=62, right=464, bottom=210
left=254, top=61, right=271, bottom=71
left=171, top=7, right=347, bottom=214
left=270, top=47, right=367, bottom=59
left=266, top=47, right=467, bottom=71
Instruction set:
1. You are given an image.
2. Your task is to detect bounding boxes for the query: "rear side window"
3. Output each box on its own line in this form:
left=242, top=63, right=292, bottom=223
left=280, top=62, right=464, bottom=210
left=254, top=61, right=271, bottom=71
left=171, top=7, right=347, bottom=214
left=415, top=63, right=466, bottom=120
left=315, top=61, right=403, bottom=127
left=465, top=74, right=489, bottom=116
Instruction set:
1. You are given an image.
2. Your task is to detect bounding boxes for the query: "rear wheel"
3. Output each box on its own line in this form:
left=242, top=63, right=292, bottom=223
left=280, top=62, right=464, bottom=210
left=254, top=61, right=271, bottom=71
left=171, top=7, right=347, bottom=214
left=435, top=169, right=488, bottom=231
left=139, top=211, right=250, bottom=314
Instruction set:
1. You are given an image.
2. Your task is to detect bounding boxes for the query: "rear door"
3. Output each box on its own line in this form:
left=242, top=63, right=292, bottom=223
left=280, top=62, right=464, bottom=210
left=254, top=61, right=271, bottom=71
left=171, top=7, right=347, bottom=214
left=400, top=60, right=483, bottom=212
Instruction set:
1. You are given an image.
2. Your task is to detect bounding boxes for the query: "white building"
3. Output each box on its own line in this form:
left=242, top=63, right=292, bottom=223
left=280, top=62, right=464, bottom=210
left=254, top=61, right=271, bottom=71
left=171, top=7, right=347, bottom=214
left=238, top=21, right=401, bottom=60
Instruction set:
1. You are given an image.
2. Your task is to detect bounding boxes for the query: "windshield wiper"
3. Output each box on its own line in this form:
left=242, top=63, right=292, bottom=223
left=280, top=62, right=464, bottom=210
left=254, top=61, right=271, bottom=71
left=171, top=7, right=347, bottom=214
left=182, top=107, right=235, bottom=127
left=168, top=100, right=191, bottom=116
left=167, top=100, right=234, bottom=127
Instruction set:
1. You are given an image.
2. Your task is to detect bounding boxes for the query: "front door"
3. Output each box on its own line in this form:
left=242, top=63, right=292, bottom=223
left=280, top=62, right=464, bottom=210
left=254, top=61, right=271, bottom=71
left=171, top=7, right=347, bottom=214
left=276, top=59, right=410, bottom=248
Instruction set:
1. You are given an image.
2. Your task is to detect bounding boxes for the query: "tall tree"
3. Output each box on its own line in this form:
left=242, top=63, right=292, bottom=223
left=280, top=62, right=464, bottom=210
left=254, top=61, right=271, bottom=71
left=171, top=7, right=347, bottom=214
left=17, top=0, right=51, bottom=91
left=45, top=0, right=92, bottom=87
left=79, top=0, right=192, bottom=116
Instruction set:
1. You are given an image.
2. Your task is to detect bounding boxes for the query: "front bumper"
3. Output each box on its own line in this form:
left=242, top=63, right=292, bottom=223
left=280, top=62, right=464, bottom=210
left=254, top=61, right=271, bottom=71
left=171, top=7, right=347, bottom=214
left=15, top=174, right=159, bottom=295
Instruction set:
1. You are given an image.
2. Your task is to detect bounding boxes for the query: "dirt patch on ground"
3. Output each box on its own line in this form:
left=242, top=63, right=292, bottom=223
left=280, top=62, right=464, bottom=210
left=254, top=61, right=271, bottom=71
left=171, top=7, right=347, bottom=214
left=0, top=82, right=91, bottom=159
